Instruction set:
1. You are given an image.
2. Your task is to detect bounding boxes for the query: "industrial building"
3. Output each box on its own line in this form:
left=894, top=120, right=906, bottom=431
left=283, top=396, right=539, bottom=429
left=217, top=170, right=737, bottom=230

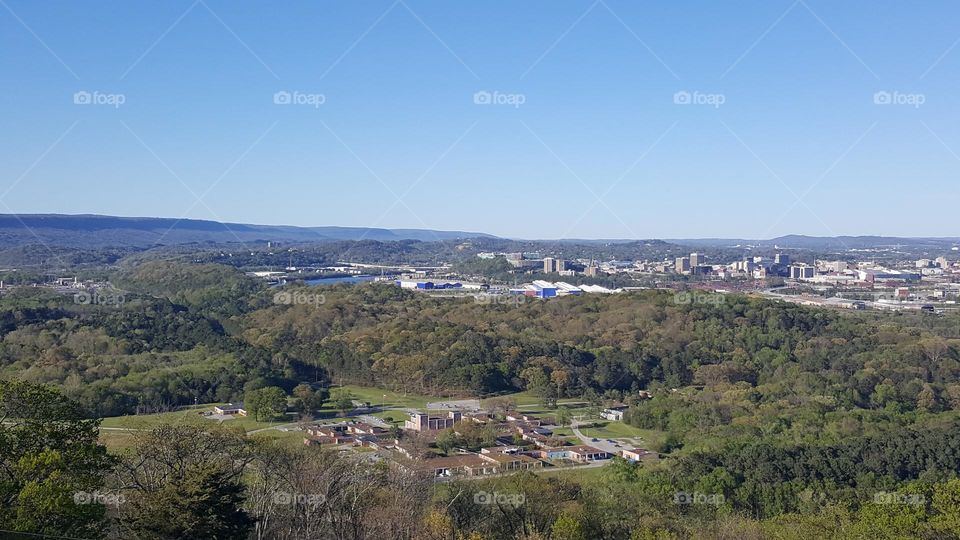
left=395, top=280, right=464, bottom=290
left=789, top=265, right=815, bottom=279
left=530, top=280, right=558, bottom=298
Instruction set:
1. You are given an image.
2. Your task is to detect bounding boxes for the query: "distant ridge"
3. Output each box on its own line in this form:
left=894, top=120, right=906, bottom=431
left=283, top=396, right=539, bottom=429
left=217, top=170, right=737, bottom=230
left=1, top=214, right=956, bottom=251
left=0, top=214, right=496, bottom=248
left=667, top=235, right=960, bottom=249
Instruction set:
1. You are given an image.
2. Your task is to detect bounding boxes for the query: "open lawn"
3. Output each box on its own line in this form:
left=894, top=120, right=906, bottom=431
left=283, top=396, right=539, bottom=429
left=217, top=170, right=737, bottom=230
left=98, top=430, right=137, bottom=451
left=482, top=390, right=541, bottom=407
left=371, top=410, right=408, bottom=425
left=482, top=391, right=589, bottom=409
left=101, top=404, right=294, bottom=433
left=250, top=429, right=309, bottom=448
left=579, top=422, right=666, bottom=448
left=327, top=386, right=592, bottom=415
left=333, top=385, right=438, bottom=410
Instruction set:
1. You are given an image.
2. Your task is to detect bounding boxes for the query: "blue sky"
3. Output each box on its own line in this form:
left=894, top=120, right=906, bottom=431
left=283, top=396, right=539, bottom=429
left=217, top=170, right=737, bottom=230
left=1, top=1, right=959, bottom=239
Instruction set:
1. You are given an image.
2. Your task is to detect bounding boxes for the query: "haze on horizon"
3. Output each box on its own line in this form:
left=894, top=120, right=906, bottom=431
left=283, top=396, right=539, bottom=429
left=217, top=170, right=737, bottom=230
left=2, top=1, right=960, bottom=240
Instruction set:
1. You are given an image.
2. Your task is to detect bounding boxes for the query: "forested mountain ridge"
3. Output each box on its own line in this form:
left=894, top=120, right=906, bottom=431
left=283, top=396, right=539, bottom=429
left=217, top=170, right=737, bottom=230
left=3, top=260, right=958, bottom=435
left=0, top=213, right=496, bottom=248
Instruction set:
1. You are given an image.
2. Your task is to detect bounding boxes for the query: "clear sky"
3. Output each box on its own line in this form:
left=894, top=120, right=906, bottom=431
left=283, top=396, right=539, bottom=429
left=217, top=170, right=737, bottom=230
left=2, top=1, right=959, bottom=239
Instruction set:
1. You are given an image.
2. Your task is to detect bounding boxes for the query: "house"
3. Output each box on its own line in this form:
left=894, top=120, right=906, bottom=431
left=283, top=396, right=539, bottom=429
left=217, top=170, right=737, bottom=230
left=355, top=435, right=383, bottom=450
left=515, top=423, right=552, bottom=437
left=621, top=448, right=658, bottom=462
left=477, top=452, right=542, bottom=472
left=213, top=403, right=247, bottom=416
left=566, top=445, right=612, bottom=462
left=480, top=446, right=521, bottom=455
left=405, top=411, right=462, bottom=431
left=535, top=447, right=573, bottom=460
left=306, top=423, right=348, bottom=438
left=303, top=436, right=334, bottom=446
left=504, top=411, right=533, bottom=422
left=524, top=433, right=554, bottom=447
left=420, top=454, right=490, bottom=478
left=420, top=452, right=542, bottom=478
left=466, top=412, right=495, bottom=424
left=391, top=439, right=415, bottom=459
left=302, top=434, right=355, bottom=446
left=600, top=407, right=627, bottom=421
left=347, top=422, right=388, bottom=436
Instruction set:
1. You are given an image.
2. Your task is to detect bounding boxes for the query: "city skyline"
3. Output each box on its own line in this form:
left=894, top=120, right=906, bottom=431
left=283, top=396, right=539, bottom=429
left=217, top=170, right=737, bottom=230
left=3, top=1, right=960, bottom=239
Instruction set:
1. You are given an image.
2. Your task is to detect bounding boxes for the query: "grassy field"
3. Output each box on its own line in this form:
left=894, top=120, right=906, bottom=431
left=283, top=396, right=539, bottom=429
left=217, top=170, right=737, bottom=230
left=97, top=430, right=137, bottom=451
left=100, top=404, right=294, bottom=432
left=249, top=429, right=308, bottom=448
left=482, top=390, right=541, bottom=406
left=579, top=422, right=666, bottom=448
left=333, top=385, right=437, bottom=410
left=371, top=410, right=408, bottom=425
left=482, top=391, right=589, bottom=409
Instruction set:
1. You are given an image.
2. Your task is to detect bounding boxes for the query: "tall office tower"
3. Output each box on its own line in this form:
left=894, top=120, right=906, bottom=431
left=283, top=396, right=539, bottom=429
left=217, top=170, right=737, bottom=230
left=690, top=253, right=704, bottom=267
left=676, top=257, right=690, bottom=273
left=543, top=257, right=555, bottom=273
left=555, top=259, right=566, bottom=272
left=775, top=253, right=790, bottom=266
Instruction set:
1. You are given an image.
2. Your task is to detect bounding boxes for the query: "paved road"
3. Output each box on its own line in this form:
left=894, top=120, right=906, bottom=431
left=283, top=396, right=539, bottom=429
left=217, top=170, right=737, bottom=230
left=356, top=414, right=391, bottom=429
left=571, top=421, right=621, bottom=454
left=247, top=422, right=299, bottom=434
